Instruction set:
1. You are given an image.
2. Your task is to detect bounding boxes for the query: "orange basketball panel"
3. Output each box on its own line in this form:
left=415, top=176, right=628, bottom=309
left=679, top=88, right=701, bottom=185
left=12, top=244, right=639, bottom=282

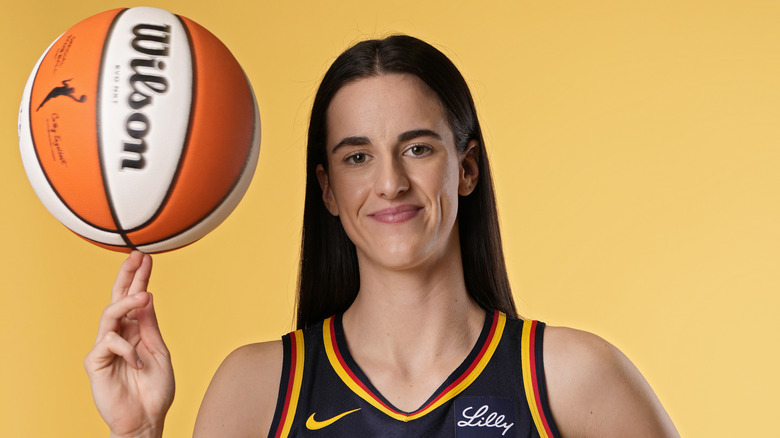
left=126, top=16, right=254, bottom=245
left=29, top=9, right=124, bottom=231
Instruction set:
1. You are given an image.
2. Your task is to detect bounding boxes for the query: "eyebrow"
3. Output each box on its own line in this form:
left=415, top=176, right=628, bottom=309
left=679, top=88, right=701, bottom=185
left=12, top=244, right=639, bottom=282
left=331, top=136, right=371, bottom=153
left=330, top=129, right=442, bottom=154
left=398, top=129, right=442, bottom=143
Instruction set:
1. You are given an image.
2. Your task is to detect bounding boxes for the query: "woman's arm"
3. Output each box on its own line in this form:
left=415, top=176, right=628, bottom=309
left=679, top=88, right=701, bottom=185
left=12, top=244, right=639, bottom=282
left=193, top=341, right=283, bottom=438
left=543, top=326, right=680, bottom=438
left=84, top=252, right=175, bottom=438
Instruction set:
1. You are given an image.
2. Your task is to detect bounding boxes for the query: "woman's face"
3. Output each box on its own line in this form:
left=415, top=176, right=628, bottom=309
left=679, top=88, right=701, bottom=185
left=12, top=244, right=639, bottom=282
left=317, top=74, right=478, bottom=271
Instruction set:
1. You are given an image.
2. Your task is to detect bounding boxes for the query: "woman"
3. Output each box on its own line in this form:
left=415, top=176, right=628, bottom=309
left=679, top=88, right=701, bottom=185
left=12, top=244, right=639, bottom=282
left=85, top=35, right=680, bottom=437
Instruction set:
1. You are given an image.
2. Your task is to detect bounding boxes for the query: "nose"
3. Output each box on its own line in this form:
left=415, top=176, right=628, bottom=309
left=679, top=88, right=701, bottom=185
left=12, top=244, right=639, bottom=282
left=374, top=156, right=409, bottom=199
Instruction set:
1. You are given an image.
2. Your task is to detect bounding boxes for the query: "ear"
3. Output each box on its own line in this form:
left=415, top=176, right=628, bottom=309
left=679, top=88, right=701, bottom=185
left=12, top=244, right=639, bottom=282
left=458, top=140, right=479, bottom=196
left=316, top=164, right=339, bottom=216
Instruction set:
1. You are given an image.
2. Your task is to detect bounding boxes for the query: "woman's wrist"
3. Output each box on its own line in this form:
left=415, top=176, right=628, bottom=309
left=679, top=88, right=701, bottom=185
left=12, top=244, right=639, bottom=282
left=109, top=432, right=162, bottom=438
left=109, top=425, right=164, bottom=438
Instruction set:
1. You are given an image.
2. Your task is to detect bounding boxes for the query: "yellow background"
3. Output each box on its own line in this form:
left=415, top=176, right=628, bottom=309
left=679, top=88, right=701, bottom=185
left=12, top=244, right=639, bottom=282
left=2, top=0, right=778, bottom=436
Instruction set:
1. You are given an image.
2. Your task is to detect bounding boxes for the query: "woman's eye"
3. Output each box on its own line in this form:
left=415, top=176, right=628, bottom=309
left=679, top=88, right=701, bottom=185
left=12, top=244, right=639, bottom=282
left=346, top=153, right=367, bottom=164
left=406, top=145, right=431, bottom=157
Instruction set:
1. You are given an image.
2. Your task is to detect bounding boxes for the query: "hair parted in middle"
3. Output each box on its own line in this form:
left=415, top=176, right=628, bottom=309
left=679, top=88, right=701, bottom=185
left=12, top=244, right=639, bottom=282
left=296, top=35, right=517, bottom=329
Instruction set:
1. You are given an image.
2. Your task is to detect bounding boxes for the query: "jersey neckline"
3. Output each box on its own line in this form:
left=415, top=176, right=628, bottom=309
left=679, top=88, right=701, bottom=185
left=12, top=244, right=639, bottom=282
left=322, top=309, right=507, bottom=422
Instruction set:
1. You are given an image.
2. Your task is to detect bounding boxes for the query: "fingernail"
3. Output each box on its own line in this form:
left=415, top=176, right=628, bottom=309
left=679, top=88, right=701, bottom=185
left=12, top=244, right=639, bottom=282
left=136, top=359, right=144, bottom=369
left=134, top=293, right=145, bottom=300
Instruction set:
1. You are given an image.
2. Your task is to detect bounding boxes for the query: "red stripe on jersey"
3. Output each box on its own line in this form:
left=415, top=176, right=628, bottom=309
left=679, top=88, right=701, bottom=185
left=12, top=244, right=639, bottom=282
left=416, top=309, right=500, bottom=412
left=529, top=321, right=556, bottom=438
left=274, top=333, right=298, bottom=438
left=328, top=317, right=401, bottom=414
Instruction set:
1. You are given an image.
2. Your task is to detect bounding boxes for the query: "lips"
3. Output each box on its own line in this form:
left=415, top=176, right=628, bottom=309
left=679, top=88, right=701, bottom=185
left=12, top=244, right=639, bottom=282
left=368, top=204, right=422, bottom=223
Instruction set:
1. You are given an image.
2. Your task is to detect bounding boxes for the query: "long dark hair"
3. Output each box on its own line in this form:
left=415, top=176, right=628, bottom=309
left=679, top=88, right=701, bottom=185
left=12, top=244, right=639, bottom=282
left=297, top=35, right=517, bottom=329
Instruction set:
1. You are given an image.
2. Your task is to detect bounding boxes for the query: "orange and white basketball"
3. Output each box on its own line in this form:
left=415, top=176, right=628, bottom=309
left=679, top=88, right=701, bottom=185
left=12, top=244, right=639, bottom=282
left=18, top=7, right=260, bottom=253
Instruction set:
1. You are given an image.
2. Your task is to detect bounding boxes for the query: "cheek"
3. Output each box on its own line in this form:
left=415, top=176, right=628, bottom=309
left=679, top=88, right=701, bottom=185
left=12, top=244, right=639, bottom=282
left=426, top=160, right=461, bottom=217
left=329, top=172, right=369, bottom=215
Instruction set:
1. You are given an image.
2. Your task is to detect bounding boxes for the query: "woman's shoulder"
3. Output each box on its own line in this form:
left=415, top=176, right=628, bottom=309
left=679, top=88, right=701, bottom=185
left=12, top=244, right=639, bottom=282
left=194, top=340, right=284, bottom=438
left=541, top=325, right=680, bottom=438
left=224, top=339, right=285, bottom=366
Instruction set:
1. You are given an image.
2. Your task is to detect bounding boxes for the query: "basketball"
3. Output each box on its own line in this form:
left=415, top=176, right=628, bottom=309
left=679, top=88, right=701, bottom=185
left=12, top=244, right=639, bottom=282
left=18, top=7, right=260, bottom=253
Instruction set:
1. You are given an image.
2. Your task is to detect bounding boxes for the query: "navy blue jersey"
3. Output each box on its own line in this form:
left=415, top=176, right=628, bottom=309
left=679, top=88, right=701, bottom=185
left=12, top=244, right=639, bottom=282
left=268, top=310, right=561, bottom=437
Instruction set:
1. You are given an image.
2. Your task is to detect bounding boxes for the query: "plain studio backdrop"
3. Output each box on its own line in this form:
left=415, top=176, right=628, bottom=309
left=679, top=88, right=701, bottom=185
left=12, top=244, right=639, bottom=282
left=2, top=1, right=778, bottom=436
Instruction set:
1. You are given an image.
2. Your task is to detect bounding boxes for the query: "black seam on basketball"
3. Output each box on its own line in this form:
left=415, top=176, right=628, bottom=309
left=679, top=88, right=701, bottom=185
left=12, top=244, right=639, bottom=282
left=120, top=14, right=195, bottom=235
left=27, top=105, right=119, bottom=234
left=77, top=232, right=132, bottom=249
left=97, top=8, right=136, bottom=250
left=27, top=10, right=128, bottom=237
left=134, top=73, right=258, bottom=250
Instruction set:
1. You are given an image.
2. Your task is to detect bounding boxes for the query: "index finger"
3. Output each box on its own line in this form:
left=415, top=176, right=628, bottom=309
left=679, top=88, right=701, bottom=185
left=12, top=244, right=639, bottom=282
left=110, top=251, right=152, bottom=303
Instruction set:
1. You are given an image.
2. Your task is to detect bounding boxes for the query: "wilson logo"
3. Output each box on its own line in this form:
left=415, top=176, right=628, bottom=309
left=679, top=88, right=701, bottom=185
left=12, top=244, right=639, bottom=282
left=121, top=23, right=171, bottom=170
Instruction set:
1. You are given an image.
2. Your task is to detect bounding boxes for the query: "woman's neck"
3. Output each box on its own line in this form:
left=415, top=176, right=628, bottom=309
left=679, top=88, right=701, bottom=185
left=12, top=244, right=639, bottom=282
left=340, top=233, right=485, bottom=411
left=345, top=227, right=482, bottom=349
left=343, top=290, right=484, bottom=368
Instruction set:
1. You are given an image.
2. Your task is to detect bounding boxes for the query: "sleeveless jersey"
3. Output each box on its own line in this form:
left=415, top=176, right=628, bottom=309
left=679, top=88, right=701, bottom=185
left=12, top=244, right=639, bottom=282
left=268, top=310, right=561, bottom=437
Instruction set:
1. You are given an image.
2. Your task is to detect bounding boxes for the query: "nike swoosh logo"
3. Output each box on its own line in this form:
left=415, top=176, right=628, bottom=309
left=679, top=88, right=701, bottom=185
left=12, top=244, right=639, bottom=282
left=306, top=408, right=361, bottom=430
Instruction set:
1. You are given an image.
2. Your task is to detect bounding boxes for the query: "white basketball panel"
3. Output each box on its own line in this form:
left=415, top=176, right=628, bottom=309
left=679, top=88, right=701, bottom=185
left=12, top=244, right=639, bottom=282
left=100, top=6, right=193, bottom=231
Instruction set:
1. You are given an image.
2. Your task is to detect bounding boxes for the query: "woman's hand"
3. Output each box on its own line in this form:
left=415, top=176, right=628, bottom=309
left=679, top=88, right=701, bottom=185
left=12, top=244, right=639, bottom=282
left=84, top=251, right=175, bottom=438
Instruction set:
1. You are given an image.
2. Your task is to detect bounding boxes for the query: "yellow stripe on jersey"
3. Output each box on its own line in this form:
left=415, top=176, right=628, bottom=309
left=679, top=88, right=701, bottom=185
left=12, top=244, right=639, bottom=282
left=521, top=320, right=550, bottom=438
left=323, top=312, right=506, bottom=422
left=278, top=330, right=305, bottom=438
left=422, top=311, right=506, bottom=416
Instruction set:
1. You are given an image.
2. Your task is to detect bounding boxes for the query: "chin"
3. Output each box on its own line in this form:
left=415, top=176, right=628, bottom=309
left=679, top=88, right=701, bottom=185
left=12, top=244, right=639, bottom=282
left=377, top=252, right=421, bottom=271
left=365, top=243, right=446, bottom=272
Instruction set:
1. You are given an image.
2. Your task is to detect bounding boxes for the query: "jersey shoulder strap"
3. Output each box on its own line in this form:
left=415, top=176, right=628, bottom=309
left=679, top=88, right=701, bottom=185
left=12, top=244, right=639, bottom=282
left=519, top=319, right=562, bottom=438
left=267, top=329, right=305, bottom=438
